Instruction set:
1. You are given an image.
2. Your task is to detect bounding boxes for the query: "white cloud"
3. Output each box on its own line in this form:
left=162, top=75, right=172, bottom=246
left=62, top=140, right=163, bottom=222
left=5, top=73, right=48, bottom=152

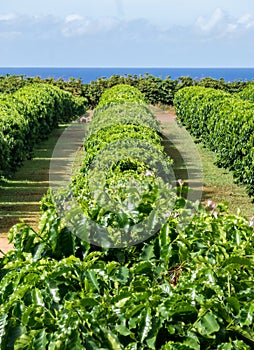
left=0, top=13, right=17, bottom=21
left=61, top=15, right=156, bottom=41
left=237, top=13, right=254, bottom=28
left=0, top=9, right=253, bottom=42
left=195, top=8, right=225, bottom=32
left=62, top=16, right=120, bottom=37
left=65, top=14, right=83, bottom=23
left=193, top=7, right=254, bottom=40
left=0, top=8, right=254, bottom=67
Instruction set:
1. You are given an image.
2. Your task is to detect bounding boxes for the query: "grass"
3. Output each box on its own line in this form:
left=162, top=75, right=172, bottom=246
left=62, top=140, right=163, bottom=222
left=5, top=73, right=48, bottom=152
left=157, top=105, right=254, bottom=219
left=197, top=143, right=254, bottom=218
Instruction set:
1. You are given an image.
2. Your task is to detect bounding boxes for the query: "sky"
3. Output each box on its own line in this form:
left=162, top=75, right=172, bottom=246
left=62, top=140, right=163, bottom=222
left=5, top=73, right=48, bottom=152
left=0, top=0, right=254, bottom=67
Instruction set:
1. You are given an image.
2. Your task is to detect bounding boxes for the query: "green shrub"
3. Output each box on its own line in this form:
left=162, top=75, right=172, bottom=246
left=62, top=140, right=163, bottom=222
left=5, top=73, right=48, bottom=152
left=92, top=103, right=160, bottom=132
left=174, top=86, right=254, bottom=197
left=238, top=83, right=254, bottom=103
left=97, top=84, right=147, bottom=108
left=70, top=84, right=173, bottom=245
left=1, top=194, right=254, bottom=349
left=0, top=84, right=86, bottom=176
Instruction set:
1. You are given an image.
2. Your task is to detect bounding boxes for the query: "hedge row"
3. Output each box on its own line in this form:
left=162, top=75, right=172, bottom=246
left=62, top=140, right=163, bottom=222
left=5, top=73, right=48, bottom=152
left=174, top=86, right=254, bottom=197
left=238, top=82, right=254, bottom=103
left=0, top=83, right=86, bottom=176
left=71, top=84, right=173, bottom=246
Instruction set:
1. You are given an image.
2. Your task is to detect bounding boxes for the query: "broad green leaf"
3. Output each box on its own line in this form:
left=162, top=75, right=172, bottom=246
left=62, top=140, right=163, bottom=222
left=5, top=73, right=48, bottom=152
left=239, top=303, right=254, bottom=326
left=111, top=266, right=129, bottom=283
left=14, top=333, right=32, bottom=350
left=141, top=244, right=155, bottom=261
left=227, top=296, right=240, bottom=314
left=140, top=307, right=152, bottom=343
left=32, top=329, right=48, bottom=350
left=183, top=332, right=200, bottom=350
left=86, top=270, right=100, bottom=292
left=196, top=311, right=220, bottom=336
left=32, top=242, right=47, bottom=261
left=132, top=261, right=153, bottom=275
left=31, top=288, right=45, bottom=307
left=101, top=327, right=123, bottom=350
left=115, top=324, right=131, bottom=336
left=6, top=326, right=27, bottom=350
left=45, top=280, right=61, bottom=303
left=0, top=314, right=8, bottom=345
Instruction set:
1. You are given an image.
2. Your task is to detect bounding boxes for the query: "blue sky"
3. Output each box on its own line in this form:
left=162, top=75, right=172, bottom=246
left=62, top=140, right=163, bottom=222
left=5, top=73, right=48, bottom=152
left=1, top=0, right=254, bottom=67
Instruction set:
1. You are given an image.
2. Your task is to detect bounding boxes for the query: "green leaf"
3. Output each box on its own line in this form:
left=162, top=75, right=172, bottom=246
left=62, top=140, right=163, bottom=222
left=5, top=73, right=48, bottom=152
left=0, top=314, right=8, bottom=345
left=111, top=266, right=129, bottom=284
left=227, top=296, right=240, bottom=314
left=79, top=297, right=100, bottom=307
left=141, top=244, right=155, bottom=261
left=32, top=242, right=47, bottom=261
left=86, top=270, right=100, bottom=292
left=115, top=324, right=131, bottom=336
left=14, top=333, right=32, bottom=350
left=32, top=329, right=48, bottom=349
left=140, top=307, right=152, bottom=343
left=196, top=311, right=220, bottom=336
left=101, top=327, right=123, bottom=350
left=31, top=288, right=45, bottom=307
left=132, top=261, right=153, bottom=275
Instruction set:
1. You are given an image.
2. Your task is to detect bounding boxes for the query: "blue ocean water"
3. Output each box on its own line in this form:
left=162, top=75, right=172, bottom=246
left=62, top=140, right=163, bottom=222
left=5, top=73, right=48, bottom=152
left=0, top=67, right=254, bottom=83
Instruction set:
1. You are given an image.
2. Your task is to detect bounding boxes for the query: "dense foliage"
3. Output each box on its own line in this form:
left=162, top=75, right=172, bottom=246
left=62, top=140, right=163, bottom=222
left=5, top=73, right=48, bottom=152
left=0, top=84, right=254, bottom=349
left=69, top=84, right=173, bottom=247
left=0, top=73, right=249, bottom=110
left=96, top=84, right=146, bottom=108
left=174, top=86, right=254, bottom=198
left=238, top=83, right=254, bottom=103
left=0, top=83, right=86, bottom=176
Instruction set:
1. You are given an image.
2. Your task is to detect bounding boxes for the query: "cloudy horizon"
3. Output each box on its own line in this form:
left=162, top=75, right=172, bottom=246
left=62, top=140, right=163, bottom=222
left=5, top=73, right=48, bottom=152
left=0, top=1, right=254, bottom=67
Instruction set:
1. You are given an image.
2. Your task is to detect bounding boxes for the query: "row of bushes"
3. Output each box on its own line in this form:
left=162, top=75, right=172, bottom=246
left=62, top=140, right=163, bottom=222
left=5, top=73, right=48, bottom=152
left=0, top=73, right=249, bottom=109
left=0, top=83, right=86, bottom=176
left=1, top=85, right=254, bottom=348
left=70, top=84, right=173, bottom=247
left=174, top=85, right=254, bottom=197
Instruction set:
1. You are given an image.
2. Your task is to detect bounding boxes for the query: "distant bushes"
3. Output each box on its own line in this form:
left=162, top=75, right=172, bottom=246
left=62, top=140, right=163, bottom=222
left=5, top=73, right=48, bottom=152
left=238, top=82, right=254, bottom=102
left=0, top=73, right=249, bottom=110
left=0, top=84, right=86, bottom=176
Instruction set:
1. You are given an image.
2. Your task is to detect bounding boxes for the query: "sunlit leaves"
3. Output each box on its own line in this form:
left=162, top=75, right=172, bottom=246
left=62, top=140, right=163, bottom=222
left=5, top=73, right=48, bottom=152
left=0, top=84, right=86, bottom=176
left=174, top=86, right=254, bottom=197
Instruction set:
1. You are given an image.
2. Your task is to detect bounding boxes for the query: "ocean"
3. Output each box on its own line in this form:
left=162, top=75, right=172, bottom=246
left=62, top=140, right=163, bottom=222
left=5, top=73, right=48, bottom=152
left=0, top=67, right=254, bottom=83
